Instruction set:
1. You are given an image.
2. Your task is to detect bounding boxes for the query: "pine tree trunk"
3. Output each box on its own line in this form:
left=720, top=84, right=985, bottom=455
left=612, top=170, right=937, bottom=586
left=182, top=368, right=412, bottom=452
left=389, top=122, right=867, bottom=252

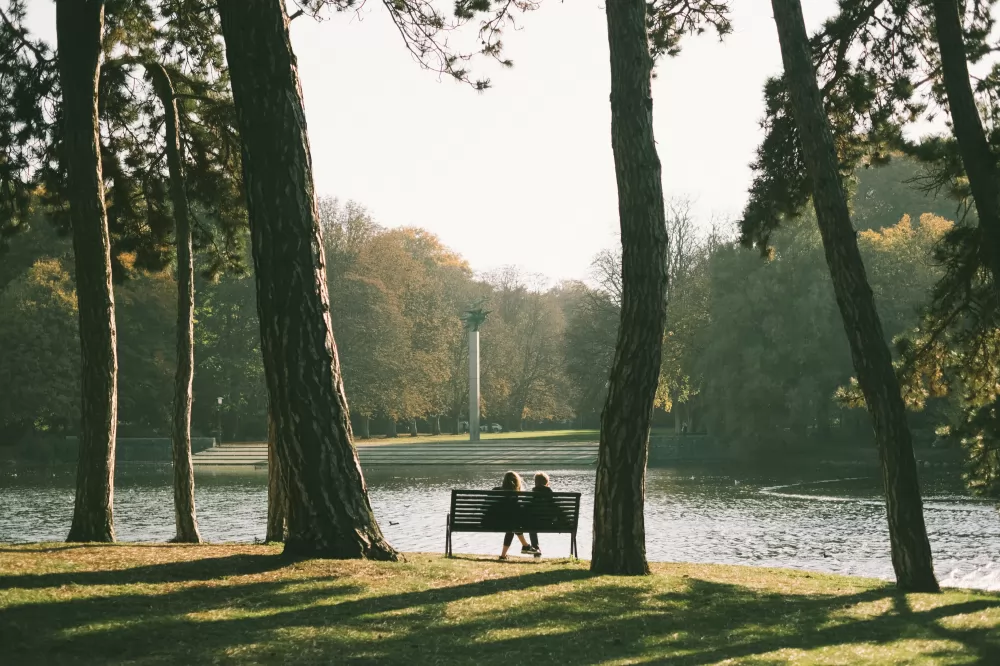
left=771, top=0, right=939, bottom=592
left=409, top=418, right=418, bottom=437
left=149, top=63, right=201, bottom=544
left=59, top=0, right=118, bottom=544
left=218, top=0, right=397, bottom=561
left=931, top=0, right=1000, bottom=290
left=266, top=405, right=287, bottom=543
left=592, top=0, right=669, bottom=576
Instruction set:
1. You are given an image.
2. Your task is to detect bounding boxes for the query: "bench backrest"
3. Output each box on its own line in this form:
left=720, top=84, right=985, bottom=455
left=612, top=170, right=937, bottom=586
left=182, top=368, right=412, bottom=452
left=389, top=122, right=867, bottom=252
left=449, top=489, right=581, bottom=533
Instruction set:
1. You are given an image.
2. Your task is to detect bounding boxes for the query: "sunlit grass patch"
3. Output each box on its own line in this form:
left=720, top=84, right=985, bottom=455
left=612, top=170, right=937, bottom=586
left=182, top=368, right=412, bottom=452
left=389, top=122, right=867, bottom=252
left=1, top=545, right=998, bottom=664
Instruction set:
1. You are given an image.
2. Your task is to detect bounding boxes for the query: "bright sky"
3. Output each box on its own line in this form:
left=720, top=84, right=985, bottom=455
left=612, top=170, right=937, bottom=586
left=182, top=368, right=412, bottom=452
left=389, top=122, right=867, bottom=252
left=26, top=0, right=839, bottom=282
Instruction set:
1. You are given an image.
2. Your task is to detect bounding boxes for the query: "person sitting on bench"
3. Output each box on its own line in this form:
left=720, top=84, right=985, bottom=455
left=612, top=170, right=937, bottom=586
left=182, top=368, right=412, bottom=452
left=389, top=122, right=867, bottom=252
left=492, top=471, right=539, bottom=560
left=527, top=471, right=554, bottom=557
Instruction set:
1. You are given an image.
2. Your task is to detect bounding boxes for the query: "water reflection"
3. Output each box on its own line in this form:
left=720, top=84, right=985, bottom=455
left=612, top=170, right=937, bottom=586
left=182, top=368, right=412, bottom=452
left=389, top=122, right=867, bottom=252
left=1, top=463, right=997, bottom=590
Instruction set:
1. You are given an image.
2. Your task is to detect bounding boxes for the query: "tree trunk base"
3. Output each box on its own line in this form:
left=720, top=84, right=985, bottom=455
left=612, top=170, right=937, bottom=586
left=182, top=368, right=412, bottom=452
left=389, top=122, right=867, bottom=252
left=590, top=558, right=650, bottom=576
left=282, top=536, right=402, bottom=562
left=67, top=523, right=115, bottom=544
left=169, top=534, right=202, bottom=544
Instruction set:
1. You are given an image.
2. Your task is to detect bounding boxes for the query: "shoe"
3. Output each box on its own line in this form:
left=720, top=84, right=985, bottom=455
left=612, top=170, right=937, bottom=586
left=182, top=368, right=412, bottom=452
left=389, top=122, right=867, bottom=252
left=521, top=545, right=539, bottom=554
left=533, top=550, right=542, bottom=558
left=498, top=554, right=509, bottom=561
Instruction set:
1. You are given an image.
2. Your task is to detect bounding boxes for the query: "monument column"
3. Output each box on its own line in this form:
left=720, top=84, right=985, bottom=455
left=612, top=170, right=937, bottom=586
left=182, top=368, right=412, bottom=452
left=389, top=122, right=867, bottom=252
left=469, top=327, right=480, bottom=442
left=461, top=306, right=489, bottom=443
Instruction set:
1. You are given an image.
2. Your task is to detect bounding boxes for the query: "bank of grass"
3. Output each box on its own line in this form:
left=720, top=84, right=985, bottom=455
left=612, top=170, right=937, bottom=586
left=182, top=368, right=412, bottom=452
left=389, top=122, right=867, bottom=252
left=355, top=428, right=600, bottom=445
left=1, top=545, right=998, bottom=665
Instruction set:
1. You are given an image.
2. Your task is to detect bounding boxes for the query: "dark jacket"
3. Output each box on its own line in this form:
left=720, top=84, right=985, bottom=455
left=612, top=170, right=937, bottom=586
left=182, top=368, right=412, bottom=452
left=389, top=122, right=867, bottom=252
left=529, top=485, right=563, bottom=528
left=485, top=486, right=521, bottom=528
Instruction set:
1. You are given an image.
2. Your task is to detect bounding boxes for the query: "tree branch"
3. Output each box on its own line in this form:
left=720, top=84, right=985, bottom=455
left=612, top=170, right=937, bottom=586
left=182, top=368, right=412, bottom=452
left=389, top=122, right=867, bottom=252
left=0, top=5, right=51, bottom=64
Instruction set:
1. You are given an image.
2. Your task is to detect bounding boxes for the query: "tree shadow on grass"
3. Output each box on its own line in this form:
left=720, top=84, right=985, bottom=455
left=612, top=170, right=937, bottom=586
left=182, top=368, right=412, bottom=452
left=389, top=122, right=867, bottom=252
left=0, top=544, right=98, bottom=554
left=0, top=553, right=288, bottom=588
left=2, top=562, right=998, bottom=665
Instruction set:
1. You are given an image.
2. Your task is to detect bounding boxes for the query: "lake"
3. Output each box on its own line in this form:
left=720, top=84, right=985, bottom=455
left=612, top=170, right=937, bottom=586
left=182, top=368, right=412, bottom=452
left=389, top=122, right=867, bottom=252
left=1, top=462, right=998, bottom=591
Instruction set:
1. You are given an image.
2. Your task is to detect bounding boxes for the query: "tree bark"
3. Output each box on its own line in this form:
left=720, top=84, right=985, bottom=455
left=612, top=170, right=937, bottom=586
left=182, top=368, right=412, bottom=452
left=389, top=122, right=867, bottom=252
left=59, top=0, right=118, bottom=544
left=218, top=0, right=397, bottom=560
left=930, top=0, right=1000, bottom=290
left=359, top=415, right=371, bottom=440
left=771, top=0, right=939, bottom=592
left=266, top=405, right=287, bottom=543
left=409, top=418, right=418, bottom=437
left=149, top=62, right=201, bottom=544
left=432, top=414, right=441, bottom=436
left=385, top=419, right=398, bottom=438
left=591, top=0, right=669, bottom=576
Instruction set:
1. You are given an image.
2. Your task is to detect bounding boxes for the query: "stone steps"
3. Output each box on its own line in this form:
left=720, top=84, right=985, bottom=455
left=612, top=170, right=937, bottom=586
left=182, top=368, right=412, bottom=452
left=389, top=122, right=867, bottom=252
left=192, top=440, right=598, bottom=467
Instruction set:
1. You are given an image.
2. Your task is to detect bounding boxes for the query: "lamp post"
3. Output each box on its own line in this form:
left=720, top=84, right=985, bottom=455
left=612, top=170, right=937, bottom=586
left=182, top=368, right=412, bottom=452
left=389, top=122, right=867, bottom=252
left=460, top=306, right=489, bottom=443
left=216, top=396, right=223, bottom=447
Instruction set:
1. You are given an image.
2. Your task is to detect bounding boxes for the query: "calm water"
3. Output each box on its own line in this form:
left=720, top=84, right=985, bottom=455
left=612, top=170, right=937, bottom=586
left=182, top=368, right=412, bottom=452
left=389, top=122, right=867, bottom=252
left=1, top=463, right=998, bottom=591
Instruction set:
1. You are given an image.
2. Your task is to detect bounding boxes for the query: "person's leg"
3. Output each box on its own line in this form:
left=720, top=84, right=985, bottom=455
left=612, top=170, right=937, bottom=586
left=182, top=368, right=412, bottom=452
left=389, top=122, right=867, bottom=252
left=516, top=533, right=529, bottom=547
left=500, top=532, right=514, bottom=558
left=529, top=533, right=539, bottom=548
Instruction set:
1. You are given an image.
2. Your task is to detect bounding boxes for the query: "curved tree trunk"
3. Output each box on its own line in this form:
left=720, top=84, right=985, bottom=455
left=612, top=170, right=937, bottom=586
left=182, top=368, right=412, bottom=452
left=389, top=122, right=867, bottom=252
left=591, top=0, right=669, bottom=576
left=59, top=0, right=118, bottom=544
left=771, top=0, right=939, bottom=592
left=931, top=0, right=1000, bottom=291
left=149, top=62, right=201, bottom=544
left=218, top=0, right=397, bottom=561
left=266, top=405, right=287, bottom=543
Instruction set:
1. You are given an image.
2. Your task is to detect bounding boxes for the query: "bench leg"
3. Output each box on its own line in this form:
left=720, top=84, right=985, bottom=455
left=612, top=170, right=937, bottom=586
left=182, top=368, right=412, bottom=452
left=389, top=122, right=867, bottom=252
left=445, top=514, right=451, bottom=557
left=571, top=533, right=577, bottom=559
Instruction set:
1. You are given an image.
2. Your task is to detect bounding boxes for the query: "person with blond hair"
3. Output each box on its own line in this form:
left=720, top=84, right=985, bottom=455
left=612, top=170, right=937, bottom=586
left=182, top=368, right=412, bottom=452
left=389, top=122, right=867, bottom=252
left=492, top=471, right=539, bottom=560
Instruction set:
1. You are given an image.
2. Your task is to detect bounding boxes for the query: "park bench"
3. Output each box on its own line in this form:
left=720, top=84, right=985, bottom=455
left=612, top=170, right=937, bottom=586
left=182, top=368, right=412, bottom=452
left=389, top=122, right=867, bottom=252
left=445, top=489, right=582, bottom=558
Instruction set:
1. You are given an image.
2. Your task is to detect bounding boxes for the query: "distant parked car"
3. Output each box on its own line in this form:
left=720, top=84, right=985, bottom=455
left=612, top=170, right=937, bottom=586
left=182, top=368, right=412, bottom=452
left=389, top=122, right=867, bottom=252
left=463, top=422, right=501, bottom=433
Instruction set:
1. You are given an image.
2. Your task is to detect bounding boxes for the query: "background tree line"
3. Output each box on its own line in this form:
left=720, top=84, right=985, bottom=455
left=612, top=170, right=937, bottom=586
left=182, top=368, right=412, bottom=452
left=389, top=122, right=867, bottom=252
left=2, top=158, right=966, bottom=453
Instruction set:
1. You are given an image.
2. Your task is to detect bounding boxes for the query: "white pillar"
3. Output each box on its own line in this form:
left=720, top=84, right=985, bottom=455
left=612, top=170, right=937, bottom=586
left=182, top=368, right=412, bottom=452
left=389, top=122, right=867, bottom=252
left=469, top=328, right=480, bottom=442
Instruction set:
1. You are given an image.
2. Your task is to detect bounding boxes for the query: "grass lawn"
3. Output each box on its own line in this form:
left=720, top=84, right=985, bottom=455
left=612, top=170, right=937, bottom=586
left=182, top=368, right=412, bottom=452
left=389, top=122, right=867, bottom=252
left=355, top=429, right=600, bottom=445
left=1, top=545, right=998, bottom=664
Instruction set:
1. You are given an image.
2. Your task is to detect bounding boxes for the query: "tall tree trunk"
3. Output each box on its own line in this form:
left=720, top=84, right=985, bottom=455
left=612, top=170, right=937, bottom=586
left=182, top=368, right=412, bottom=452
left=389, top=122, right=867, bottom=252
left=359, top=415, right=371, bottom=440
left=59, top=0, right=118, bottom=544
left=149, top=63, right=201, bottom=544
left=385, top=419, right=398, bottom=438
left=432, top=414, right=441, bottom=435
left=218, top=0, right=397, bottom=561
left=409, top=418, right=418, bottom=437
left=771, top=0, right=939, bottom=592
left=266, top=405, right=287, bottom=543
left=591, top=0, right=669, bottom=576
left=931, top=0, right=1000, bottom=290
